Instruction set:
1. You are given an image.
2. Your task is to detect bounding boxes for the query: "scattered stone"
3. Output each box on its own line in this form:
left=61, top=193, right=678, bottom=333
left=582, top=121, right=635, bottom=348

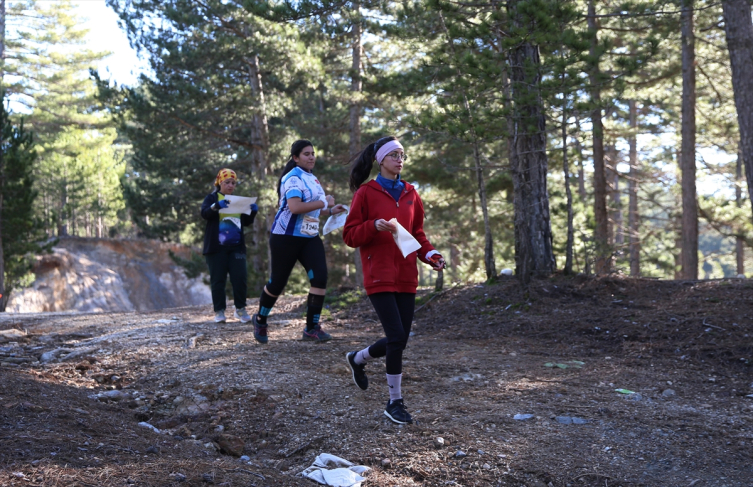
left=662, top=389, right=675, bottom=397
left=451, top=373, right=483, bottom=382
left=746, top=394, right=753, bottom=399
left=11, top=472, right=26, bottom=479
left=138, top=422, right=161, bottom=434
left=381, top=458, right=391, bottom=468
left=217, top=434, right=244, bottom=457
left=2, top=357, right=32, bottom=364
left=483, top=463, right=491, bottom=470
left=433, top=437, right=445, bottom=448
left=513, top=414, right=534, bottom=421
left=40, top=348, right=74, bottom=364
left=146, top=445, right=160, bottom=454
left=240, top=455, right=250, bottom=462
left=71, top=408, right=89, bottom=415
left=477, top=449, right=485, bottom=455
left=170, top=473, right=187, bottom=482
left=0, top=329, right=26, bottom=343
left=455, top=450, right=467, bottom=458
left=59, top=348, right=97, bottom=363
left=97, top=390, right=129, bottom=402
left=555, top=416, right=588, bottom=424
left=202, top=473, right=215, bottom=483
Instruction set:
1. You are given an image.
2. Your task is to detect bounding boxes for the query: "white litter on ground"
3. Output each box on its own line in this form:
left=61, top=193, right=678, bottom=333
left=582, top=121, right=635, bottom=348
left=299, top=453, right=371, bottom=487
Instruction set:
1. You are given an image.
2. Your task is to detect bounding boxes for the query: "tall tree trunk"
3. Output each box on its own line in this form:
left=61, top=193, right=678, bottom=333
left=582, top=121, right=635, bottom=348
left=736, top=152, right=745, bottom=276
left=440, top=12, right=496, bottom=280
left=349, top=3, right=364, bottom=289
left=0, top=0, right=5, bottom=311
left=244, top=54, right=269, bottom=178
left=244, top=53, right=271, bottom=287
left=674, top=213, right=683, bottom=279
left=628, top=100, right=641, bottom=276
left=588, top=1, right=610, bottom=274
left=473, top=138, right=496, bottom=279
left=605, top=144, right=618, bottom=246
left=680, top=0, right=698, bottom=280
left=508, top=1, right=555, bottom=285
left=563, top=99, right=574, bottom=275
left=574, top=115, right=587, bottom=202
left=722, top=0, right=753, bottom=223
left=612, top=165, right=623, bottom=246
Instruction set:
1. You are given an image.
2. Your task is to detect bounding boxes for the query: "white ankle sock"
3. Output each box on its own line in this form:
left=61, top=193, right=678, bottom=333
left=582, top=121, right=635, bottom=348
left=354, top=347, right=372, bottom=365
left=386, top=373, right=402, bottom=402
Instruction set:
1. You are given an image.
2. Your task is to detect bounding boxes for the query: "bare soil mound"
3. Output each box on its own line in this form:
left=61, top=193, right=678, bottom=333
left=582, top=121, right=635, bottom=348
left=6, top=237, right=211, bottom=313
left=0, top=275, right=751, bottom=486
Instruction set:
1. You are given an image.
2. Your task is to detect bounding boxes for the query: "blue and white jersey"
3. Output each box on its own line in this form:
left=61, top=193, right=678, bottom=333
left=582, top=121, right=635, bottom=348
left=271, top=166, right=325, bottom=237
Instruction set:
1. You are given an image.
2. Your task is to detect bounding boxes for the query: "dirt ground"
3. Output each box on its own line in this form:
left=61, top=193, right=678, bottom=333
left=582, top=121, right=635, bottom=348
left=1, top=275, right=752, bottom=487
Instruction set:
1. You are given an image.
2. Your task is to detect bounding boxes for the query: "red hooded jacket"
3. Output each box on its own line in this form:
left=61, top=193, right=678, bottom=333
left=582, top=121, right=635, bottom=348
left=343, top=180, right=436, bottom=295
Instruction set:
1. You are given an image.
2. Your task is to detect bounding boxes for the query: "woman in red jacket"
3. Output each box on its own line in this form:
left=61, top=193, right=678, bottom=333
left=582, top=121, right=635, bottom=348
left=343, top=136, right=445, bottom=425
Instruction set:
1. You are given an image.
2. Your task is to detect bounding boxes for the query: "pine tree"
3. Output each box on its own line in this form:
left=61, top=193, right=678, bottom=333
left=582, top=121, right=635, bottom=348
left=0, top=96, right=44, bottom=311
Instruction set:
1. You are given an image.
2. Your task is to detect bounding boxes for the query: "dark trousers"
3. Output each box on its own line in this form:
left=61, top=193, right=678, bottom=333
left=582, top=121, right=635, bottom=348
left=266, top=234, right=328, bottom=295
left=367, top=292, right=416, bottom=375
left=205, top=245, right=247, bottom=312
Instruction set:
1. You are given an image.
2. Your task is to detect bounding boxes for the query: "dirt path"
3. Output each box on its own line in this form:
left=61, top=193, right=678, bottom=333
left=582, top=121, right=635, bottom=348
left=1, top=276, right=751, bottom=486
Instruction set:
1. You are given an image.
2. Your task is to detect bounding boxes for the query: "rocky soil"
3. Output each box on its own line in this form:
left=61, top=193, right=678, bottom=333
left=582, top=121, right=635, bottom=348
left=1, top=275, right=752, bottom=486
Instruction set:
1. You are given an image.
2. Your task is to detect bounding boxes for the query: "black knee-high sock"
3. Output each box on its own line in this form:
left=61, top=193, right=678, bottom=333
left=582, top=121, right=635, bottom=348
left=306, top=293, right=326, bottom=331
left=257, top=291, right=278, bottom=325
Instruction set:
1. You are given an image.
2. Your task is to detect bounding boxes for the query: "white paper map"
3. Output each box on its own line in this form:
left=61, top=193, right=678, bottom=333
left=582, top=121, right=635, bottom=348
left=389, top=218, right=421, bottom=258
left=218, top=195, right=257, bottom=215
left=323, top=205, right=349, bottom=235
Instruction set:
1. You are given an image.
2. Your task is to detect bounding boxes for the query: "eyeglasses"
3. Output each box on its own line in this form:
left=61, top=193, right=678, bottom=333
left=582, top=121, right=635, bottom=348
left=386, top=152, right=408, bottom=161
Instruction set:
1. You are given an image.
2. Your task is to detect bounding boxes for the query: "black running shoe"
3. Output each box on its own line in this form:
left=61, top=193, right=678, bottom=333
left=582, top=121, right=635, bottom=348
left=252, top=313, right=268, bottom=344
left=384, top=398, right=413, bottom=424
left=346, top=352, right=368, bottom=390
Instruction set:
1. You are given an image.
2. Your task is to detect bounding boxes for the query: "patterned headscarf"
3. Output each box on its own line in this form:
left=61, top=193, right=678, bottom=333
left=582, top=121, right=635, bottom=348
left=215, top=168, right=237, bottom=187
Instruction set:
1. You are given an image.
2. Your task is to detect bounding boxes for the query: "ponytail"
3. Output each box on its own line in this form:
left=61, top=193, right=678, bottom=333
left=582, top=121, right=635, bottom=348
left=277, top=139, right=314, bottom=199
left=349, top=136, right=397, bottom=192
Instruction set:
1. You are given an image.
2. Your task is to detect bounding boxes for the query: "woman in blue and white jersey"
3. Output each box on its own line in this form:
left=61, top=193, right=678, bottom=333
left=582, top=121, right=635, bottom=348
left=251, top=139, right=346, bottom=344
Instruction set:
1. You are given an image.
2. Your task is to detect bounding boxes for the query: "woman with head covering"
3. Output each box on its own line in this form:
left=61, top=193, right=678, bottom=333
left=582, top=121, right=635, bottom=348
left=251, top=139, right=347, bottom=344
left=342, top=136, right=445, bottom=425
left=200, top=168, right=258, bottom=323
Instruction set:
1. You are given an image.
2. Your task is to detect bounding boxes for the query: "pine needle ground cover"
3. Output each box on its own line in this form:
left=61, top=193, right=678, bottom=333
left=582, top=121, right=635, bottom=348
left=1, top=276, right=751, bottom=486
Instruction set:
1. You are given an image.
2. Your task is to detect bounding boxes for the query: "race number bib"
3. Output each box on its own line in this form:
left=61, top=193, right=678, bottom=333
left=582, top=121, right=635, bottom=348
left=301, top=215, right=320, bottom=236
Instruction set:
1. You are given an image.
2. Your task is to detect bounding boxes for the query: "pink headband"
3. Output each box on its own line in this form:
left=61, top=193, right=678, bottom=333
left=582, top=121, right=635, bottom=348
left=376, top=140, right=404, bottom=164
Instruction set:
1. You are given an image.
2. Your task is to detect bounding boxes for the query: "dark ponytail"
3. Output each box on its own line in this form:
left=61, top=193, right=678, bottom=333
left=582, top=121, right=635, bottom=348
left=348, top=136, right=396, bottom=192
left=277, top=139, right=314, bottom=198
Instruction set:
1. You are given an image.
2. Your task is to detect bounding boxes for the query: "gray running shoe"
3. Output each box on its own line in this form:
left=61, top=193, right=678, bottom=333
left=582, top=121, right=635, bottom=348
left=234, top=308, right=251, bottom=323
left=302, top=325, right=332, bottom=342
left=214, top=310, right=226, bottom=323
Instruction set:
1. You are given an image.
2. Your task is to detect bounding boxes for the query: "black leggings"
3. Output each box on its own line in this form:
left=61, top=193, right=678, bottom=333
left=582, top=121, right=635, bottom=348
left=367, top=292, right=415, bottom=375
left=205, top=244, right=247, bottom=312
left=266, top=234, right=328, bottom=295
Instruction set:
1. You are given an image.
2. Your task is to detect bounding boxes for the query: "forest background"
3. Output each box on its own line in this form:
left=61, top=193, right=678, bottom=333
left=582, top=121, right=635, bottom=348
left=2, top=0, right=753, bottom=311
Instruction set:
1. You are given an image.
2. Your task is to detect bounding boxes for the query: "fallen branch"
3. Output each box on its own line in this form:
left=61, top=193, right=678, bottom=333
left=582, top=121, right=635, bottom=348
left=702, top=318, right=726, bottom=331
left=227, top=468, right=266, bottom=480
left=415, top=284, right=460, bottom=313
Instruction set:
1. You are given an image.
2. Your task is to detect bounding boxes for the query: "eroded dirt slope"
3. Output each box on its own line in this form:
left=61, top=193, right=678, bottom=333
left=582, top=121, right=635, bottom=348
left=1, top=275, right=752, bottom=487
